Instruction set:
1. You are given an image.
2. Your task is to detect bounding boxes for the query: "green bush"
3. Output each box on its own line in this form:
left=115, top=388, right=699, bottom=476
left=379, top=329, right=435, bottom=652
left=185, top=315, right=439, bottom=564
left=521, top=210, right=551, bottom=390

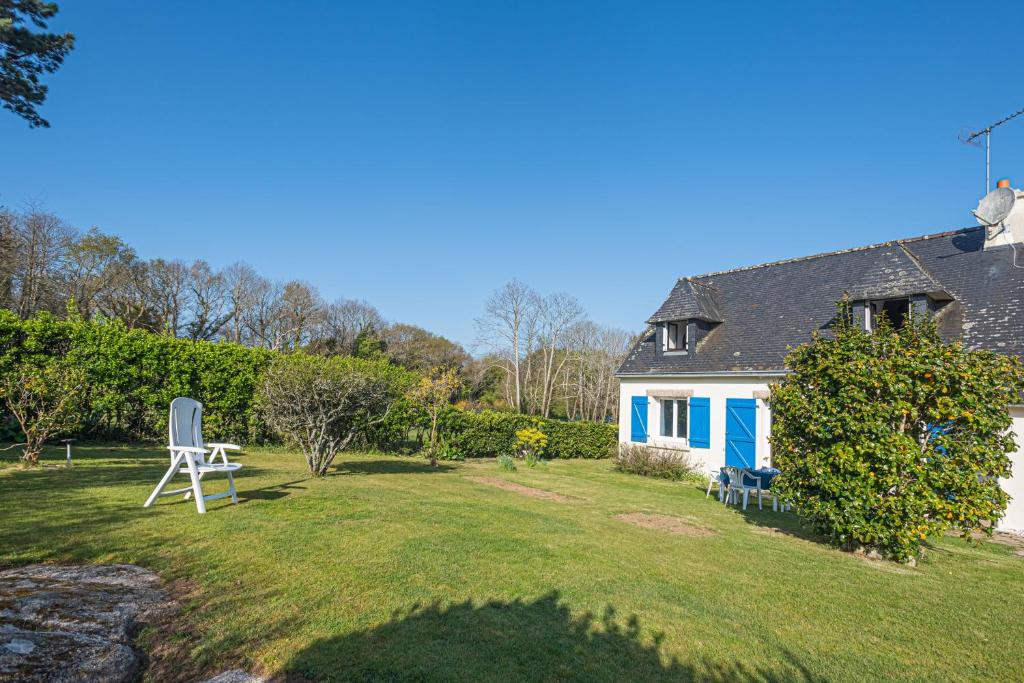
left=0, top=311, right=274, bottom=443
left=613, top=443, right=699, bottom=481
left=258, top=353, right=414, bottom=476
left=437, top=408, right=617, bottom=459
left=497, top=453, right=517, bottom=472
left=437, top=409, right=533, bottom=458
left=432, top=441, right=465, bottom=461
left=542, top=419, right=618, bottom=459
left=771, top=305, right=1024, bottom=562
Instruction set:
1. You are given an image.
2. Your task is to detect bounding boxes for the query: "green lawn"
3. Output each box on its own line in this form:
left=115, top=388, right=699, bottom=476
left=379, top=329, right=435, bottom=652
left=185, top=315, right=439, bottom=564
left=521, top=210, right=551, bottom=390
left=1, top=446, right=1022, bottom=682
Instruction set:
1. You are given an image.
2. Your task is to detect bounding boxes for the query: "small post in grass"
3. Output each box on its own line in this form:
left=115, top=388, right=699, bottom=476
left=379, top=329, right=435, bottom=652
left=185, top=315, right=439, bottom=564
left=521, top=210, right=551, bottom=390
left=61, top=438, right=76, bottom=466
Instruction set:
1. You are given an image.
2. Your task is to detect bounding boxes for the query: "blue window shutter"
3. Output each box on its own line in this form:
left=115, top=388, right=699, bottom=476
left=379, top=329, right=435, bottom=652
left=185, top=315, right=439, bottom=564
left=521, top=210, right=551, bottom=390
left=630, top=396, right=649, bottom=443
left=689, top=397, right=710, bottom=448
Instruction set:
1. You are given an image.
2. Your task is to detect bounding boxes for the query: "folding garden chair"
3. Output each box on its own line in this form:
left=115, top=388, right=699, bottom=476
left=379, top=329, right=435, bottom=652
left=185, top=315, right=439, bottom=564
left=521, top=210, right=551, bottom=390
left=705, top=464, right=725, bottom=501
left=143, top=397, right=243, bottom=514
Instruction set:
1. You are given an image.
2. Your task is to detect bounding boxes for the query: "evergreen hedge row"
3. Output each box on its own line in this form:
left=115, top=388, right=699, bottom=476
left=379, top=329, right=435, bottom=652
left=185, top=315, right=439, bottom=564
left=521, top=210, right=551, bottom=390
left=0, top=311, right=273, bottom=442
left=436, top=408, right=617, bottom=459
left=0, top=311, right=618, bottom=456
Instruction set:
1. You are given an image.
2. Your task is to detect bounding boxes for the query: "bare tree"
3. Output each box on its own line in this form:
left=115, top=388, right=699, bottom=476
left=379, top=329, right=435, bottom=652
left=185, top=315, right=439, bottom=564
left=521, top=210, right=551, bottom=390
left=535, top=292, right=584, bottom=417
left=0, top=209, right=20, bottom=310
left=185, top=260, right=232, bottom=341
left=223, top=262, right=262, bottom=344
left=563, top=322, right=634, bottom=422
left=94, top=259, right=152, bottom=328
left=142, top=259, right=190, bottom=335
left=315, top=298, right=384, bottom=355
left=235, top=274, right=281, bottom=349
left=11, top=207, right=73, bottom=317
left=270, top=280, right=325, bottom=351
left=475, top=279, right=540, bottom=413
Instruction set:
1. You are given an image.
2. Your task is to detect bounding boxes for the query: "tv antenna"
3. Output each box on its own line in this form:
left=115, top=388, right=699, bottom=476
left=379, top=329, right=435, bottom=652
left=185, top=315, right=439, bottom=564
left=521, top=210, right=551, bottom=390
left=959, top=106, right=1024, bottom=194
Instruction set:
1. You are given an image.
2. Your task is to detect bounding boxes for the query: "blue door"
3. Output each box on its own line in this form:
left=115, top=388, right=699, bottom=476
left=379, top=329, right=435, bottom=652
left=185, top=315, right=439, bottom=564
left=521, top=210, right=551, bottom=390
left=630, top=396, right=649, bottom=443
left=725, top=398, right=756, bottom=468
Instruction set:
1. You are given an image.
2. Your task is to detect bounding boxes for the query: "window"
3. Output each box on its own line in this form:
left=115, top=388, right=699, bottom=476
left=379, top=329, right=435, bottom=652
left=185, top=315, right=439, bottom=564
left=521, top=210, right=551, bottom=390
left=660, top=399, right=688, bottom=439
left=665, top=321, right=687, bottom=352
left=867, top=298, right=910, bottom=331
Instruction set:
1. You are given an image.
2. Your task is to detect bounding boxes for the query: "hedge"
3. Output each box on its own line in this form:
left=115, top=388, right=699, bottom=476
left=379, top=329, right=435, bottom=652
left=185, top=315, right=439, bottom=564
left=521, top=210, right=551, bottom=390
left=0, top=311, right=620, bottom=457
left=0, top=311, right=273, bottom=442
left=436, top=408, right=617, bottom=459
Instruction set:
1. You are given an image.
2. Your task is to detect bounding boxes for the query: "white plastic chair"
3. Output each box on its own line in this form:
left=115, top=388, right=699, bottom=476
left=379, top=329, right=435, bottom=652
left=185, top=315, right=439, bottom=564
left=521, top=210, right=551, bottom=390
left=705, top=465, right=725, bottom=501
left=143, top=397, right=243, bottom=514
left=722, top=466, right=763, bottom=511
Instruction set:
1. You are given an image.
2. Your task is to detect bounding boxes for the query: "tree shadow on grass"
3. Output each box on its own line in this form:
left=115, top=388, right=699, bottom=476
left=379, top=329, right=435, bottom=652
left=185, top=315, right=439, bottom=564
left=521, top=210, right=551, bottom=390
left=334, top=458, right=456, bottom=476
left=284, top=591, right=821, bottom=683
left=237, top=478, right=308, bottom=503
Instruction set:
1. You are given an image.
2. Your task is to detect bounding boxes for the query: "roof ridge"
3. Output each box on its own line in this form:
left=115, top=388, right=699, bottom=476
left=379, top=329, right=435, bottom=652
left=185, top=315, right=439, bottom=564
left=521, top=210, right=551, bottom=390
left=679, top=226, right=982, bottom=281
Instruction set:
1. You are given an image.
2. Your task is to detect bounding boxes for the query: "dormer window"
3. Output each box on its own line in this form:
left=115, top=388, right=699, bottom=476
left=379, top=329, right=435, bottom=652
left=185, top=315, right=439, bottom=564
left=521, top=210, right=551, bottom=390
left=665, top=321, right=688, bottom=352
left=865, top=298, right=910, bottom=331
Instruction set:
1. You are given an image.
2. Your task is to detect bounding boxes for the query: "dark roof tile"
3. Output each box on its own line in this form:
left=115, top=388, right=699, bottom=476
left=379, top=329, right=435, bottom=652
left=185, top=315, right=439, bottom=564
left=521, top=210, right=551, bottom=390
left=618, top=227, right=1024, bottom=375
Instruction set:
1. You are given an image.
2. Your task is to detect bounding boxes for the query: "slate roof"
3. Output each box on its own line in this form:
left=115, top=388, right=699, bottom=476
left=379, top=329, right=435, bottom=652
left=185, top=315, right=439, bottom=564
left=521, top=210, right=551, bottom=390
left=648, top=279, right=724, bottom=323
left=618, top=227, right=1024, bottom=375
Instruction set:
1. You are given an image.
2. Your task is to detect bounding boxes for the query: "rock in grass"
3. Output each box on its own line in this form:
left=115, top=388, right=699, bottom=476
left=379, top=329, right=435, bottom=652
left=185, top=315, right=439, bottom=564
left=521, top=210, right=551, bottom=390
left=0, top=564, right=168, bottom=682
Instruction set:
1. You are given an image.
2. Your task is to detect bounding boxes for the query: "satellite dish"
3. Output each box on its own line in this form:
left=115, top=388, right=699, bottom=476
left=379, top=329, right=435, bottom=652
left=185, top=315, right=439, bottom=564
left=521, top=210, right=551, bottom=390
left=974, top=186, right=1016, bottom=226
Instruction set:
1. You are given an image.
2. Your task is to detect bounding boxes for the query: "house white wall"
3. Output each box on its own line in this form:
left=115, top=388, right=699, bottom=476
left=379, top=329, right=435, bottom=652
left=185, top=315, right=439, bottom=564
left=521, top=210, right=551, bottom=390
left=618, top=375, right=778, bottom=474
left=619, top=380, right=1024, bottom=535
left=1001, top=406, right=1024, bottom=533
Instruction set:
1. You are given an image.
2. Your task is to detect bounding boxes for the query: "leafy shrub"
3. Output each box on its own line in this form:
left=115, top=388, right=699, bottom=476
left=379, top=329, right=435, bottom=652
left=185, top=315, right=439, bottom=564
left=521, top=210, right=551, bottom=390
left=258, top=353, right=414, bottom=476
left=408, top=367, right=462, bottom=466
left=515, top=427, right=547, bottom=458
left=771, top=306, right=1024, bottom=562
left=0, top=356, right=86, bottom=465
left=362, top=397, right=423, bottom=452
left=497, top=453, right=517, bottom=472
left=432, top=441, right=465, bottom=462
left=613, top=443, right=699, bottom=481
left=437, top=408, right=616, bottom=459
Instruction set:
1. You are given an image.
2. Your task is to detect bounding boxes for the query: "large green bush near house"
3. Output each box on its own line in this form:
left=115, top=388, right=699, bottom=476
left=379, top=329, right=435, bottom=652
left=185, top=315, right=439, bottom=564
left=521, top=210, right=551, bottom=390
left=770, top=305, right=1024, bottom=562
left=0, top=311, right=273, bottom=443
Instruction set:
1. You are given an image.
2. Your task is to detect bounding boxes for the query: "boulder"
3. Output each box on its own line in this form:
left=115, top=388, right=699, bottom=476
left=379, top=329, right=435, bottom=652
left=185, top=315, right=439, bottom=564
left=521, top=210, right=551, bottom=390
left=0, top=564, right=168, bottom=683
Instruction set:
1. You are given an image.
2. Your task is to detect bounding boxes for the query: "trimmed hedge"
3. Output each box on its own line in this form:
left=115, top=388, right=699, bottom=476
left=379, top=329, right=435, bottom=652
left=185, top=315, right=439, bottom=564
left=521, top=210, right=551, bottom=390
left=0, top=311, right=273, bottom=442
left=0, top=311, right=620, bottom=457
left=437, top=408, right=616, bottom=459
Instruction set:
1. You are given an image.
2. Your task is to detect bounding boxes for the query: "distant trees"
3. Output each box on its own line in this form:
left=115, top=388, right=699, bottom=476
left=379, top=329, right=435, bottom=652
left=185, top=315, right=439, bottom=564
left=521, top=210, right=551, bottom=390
left=0, top=0, right=75, bottom=128
left=383, top=323, right=470, bottom=372
left=475, top=280, right=634, bottom=422
left=0, top=207, right=632, bottom=424
left=0, top=206, right=440, bottom=357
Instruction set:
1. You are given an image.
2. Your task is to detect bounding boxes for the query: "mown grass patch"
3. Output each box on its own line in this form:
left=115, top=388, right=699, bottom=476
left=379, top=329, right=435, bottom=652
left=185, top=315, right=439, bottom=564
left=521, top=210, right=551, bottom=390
left=1, top=446, right=1022, bottom=681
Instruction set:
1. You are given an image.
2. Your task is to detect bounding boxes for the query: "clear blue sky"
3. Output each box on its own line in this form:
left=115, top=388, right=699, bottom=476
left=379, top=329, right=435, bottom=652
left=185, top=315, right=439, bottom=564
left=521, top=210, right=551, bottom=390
left=4, top=1, right=1024, bottom=347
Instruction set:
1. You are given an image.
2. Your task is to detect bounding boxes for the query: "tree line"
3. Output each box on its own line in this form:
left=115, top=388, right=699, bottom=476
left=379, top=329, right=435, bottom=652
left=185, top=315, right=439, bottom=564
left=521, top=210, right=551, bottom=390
left=0, top=205, right=634, bottom=421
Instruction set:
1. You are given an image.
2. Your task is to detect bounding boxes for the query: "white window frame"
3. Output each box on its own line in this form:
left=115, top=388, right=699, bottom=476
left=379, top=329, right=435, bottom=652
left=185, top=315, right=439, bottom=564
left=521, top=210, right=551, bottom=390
left=865, top=298, right=910, bottom=332
left=658, top=398, right=689, bottom=443
left=664, top=321, right=688, bottom=353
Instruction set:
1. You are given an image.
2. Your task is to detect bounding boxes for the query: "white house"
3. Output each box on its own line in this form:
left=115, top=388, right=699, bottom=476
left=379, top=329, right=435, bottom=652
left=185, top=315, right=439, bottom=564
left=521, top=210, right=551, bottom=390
left=617, top=182, right=1024, bottom=532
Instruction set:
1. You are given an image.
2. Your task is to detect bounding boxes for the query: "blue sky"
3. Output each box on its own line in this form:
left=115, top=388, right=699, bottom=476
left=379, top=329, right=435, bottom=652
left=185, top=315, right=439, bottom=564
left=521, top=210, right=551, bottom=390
left=4, top=1, right=1024, bottom=347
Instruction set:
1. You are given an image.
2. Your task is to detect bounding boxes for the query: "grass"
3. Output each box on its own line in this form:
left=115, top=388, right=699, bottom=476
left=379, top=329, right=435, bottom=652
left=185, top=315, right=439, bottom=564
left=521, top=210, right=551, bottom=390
left=1, top=446, right=1023, bottom=682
